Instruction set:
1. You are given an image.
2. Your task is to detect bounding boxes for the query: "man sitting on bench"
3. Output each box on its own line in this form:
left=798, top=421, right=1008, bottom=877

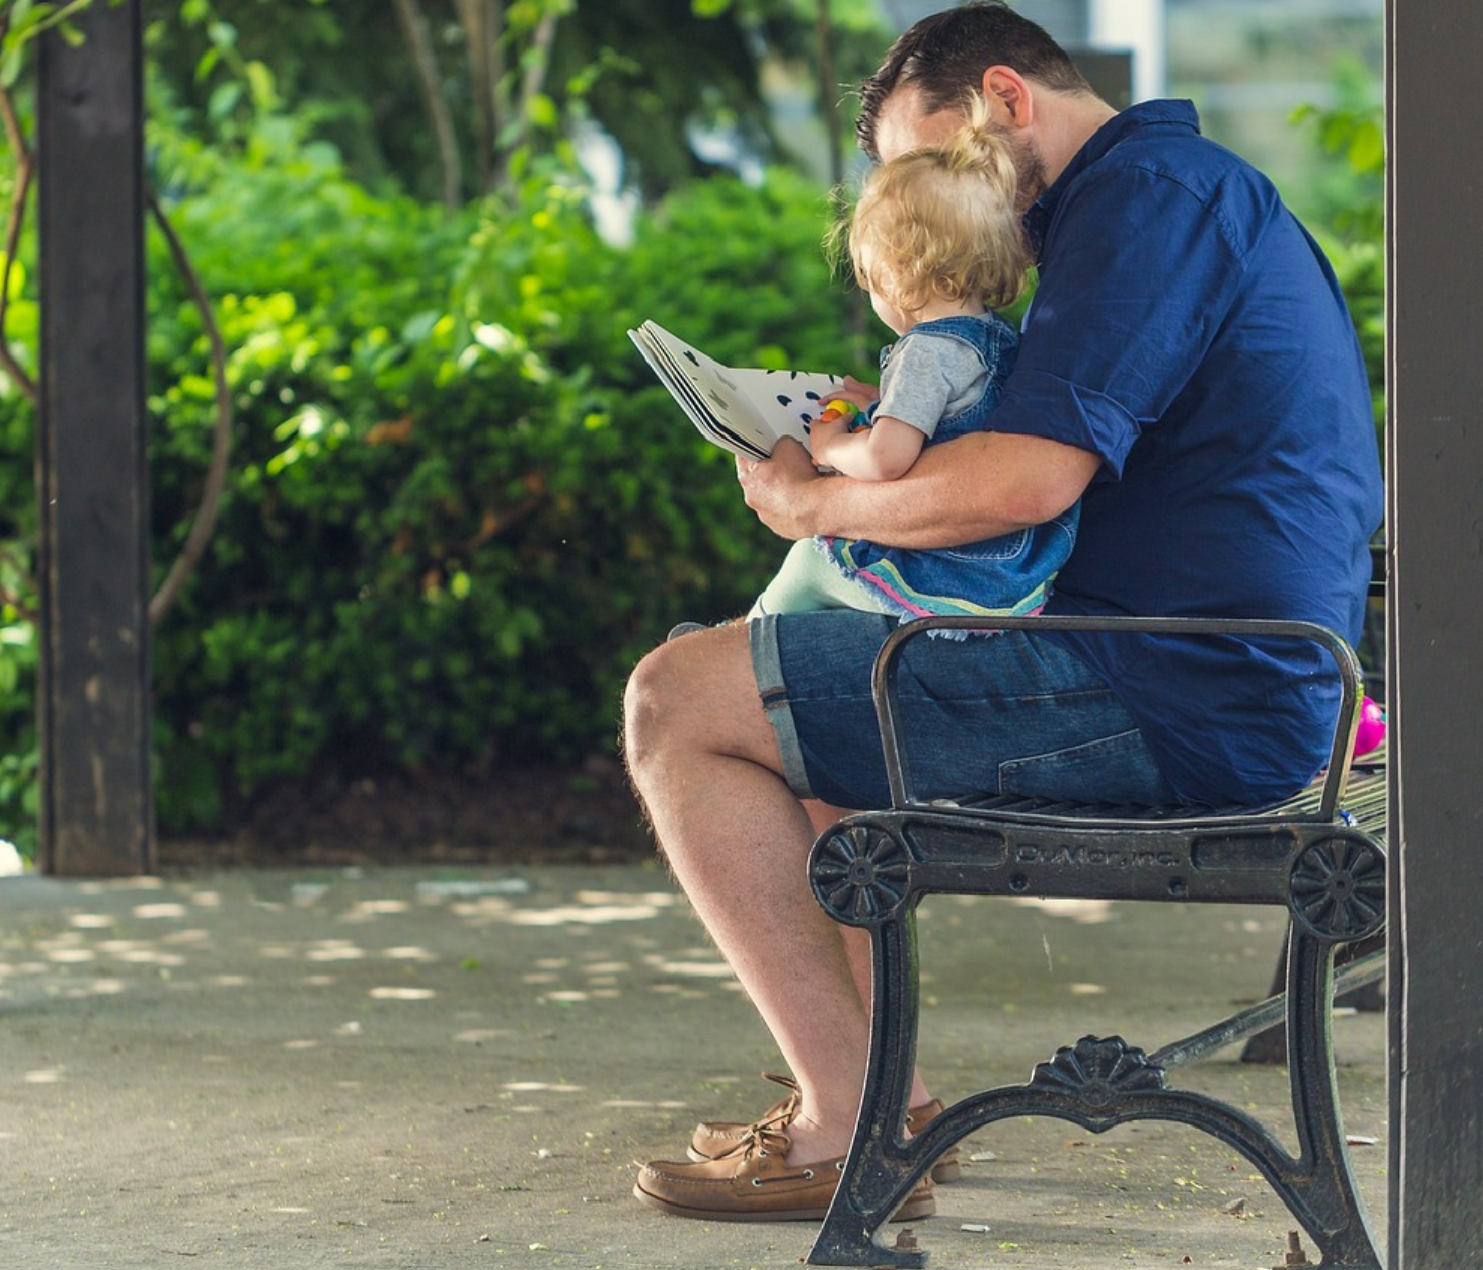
left=622, top=0, right=1383, bottom=1224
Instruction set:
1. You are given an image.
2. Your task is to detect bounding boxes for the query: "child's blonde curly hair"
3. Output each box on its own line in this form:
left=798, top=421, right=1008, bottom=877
left=836, top=96, right=1028, bottom=317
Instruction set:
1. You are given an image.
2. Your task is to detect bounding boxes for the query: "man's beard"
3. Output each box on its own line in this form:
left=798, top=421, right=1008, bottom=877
left=986, top=121, right=1048, bottom=213
left=1011, top=142, right=1049, bottom=212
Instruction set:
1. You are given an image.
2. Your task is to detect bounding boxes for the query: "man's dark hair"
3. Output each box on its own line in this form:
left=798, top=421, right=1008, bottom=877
left=857, top=2, right=1095, bottom=161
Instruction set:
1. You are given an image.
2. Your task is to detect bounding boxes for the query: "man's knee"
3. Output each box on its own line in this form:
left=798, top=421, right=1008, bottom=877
left=622, top=642, right=681, bottom=781
left=622, top=624, right=772, bottom=785
left=624, top=632, right=729, bottom=771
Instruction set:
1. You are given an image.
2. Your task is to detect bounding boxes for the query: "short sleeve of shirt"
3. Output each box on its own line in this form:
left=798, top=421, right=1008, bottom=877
left=991, top=164, right=1249, bottom=477
left=875, top=331, right=988, bottom=439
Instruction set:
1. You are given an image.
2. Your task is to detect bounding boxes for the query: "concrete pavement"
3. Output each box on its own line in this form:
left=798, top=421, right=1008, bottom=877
left=0, top=864, right=1387, bottom=1269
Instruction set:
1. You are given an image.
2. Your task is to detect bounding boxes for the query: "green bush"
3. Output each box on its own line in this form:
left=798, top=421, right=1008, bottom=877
left=135, top=121, right=860, bottom=835
left=1290, top=99, right=1384, bottom=440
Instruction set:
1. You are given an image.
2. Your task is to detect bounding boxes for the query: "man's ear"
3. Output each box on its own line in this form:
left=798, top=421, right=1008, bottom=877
left=981, top=65, right=1034, bottom=128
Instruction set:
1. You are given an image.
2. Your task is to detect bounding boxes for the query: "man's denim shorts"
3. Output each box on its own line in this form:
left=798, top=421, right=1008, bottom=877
left=750, top=610, right=1175, bottom=810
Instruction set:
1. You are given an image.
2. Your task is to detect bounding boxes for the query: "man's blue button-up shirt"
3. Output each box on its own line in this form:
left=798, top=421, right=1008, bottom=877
left=991, top=101, right=1384, bottom=804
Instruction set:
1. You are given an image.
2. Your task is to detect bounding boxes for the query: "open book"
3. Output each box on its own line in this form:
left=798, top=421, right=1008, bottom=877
left=628, top=320, right=844, bottom=460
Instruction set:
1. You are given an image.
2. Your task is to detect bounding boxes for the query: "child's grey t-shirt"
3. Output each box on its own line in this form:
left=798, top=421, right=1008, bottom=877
left=873, top=321, right=994, bottom=437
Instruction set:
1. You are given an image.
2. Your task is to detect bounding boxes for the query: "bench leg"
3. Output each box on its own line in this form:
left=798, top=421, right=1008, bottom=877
left=806, top=914, right=1382, bottom=1270
left=808, top=907, right=935, bottom=1268
left=805, top=823, right=1385, bottom=1269
left=1277, top=927, right=1383, bottom=1268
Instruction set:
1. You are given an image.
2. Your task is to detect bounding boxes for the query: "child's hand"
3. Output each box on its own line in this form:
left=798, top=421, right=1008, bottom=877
left=835, top=376, right=880, bottom=410
left=809, top=413, right=852, bottom=467
left=810, top=411, right=924, bottom=483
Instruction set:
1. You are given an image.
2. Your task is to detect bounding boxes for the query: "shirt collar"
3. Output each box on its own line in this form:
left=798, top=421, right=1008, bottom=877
left=1023, top=100, right=1202, bottom=256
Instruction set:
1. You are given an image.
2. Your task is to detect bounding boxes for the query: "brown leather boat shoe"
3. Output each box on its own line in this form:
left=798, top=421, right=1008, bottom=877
left=687, top=1074, right=962, bottom=1183
left=634, top=1124, right=936, bottom=1223
left=686, top=1073, right=801, bottom=1161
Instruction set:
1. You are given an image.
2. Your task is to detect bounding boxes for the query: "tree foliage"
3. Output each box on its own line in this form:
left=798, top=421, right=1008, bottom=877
left=143, top=0, right=886, bottom=205
left=1291, top=88, right=1384, bottom=436
left=0, top=3, right=1387, bottom=857
left=1, top=90, right=863, bottom=844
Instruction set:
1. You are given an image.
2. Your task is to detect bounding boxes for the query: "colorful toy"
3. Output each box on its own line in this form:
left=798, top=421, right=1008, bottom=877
left=817, top=399, right=858, bottom=426
left=1353, top=696, right=1386, bottom=757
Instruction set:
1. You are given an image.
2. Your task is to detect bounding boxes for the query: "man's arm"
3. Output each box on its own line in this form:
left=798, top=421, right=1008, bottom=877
left=738, top=428, right=1099, bottom=548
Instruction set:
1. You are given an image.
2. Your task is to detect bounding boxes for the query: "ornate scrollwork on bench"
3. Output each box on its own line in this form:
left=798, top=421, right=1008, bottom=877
left=1028, top=1035, right=1168, bottom=1107
left=811, top=825, right=914, bottom=926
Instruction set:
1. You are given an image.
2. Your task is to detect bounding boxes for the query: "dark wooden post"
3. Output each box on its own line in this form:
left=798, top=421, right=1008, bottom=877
left=35, top=0, right=154, bottom=875
left=1387, top=0, right=1483, bottom=1261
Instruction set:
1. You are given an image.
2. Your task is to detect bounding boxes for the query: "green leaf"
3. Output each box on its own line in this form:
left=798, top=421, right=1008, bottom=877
left=194, top=44, right=221, bottom=83
left=526, top=92, right=558, bottom=130
left=245, top=59, right=277, bottom=111
left=0, top=44, right=24, bottom=90
left=1348, top=119, right=1385, bottom=176
left=401, top=310, right=443, bottom=345
left=207, top=80, right=242, bottom=122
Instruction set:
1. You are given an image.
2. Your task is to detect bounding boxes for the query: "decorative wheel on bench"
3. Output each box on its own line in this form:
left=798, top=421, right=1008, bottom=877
left=805, top=614, right=1386, bottom=1270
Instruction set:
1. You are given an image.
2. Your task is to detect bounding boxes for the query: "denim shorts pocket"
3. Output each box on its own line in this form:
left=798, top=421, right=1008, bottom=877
left=996, top=728, right=1174, bottom=805
left=943, top=528, right=1030, bottom=563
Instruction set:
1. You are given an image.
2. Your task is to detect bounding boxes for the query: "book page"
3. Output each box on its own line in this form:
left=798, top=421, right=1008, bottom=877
left=630, top=322, right=842, bottom=459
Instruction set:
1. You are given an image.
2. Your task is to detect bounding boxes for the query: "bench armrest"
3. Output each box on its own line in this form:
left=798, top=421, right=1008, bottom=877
left=870, top=615, right=1363, bottom=820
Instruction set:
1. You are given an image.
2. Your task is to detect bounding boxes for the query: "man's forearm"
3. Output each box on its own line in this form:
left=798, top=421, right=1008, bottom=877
left=795, top=431, right=1096, bottom=549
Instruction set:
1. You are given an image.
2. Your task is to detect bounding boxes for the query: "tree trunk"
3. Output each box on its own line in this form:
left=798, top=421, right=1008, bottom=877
left=453, top=0, right=497, bottom=194
left=816, top=0, right=843, bottom=187
left=390, top=0, right=463, bottom=206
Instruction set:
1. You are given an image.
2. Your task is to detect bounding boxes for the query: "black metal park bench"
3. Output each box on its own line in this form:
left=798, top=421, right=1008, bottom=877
left=805, top=614, right=1387, bottom=1269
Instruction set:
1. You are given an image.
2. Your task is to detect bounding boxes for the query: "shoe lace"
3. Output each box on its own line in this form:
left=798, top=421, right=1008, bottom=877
left=741, top=1121, right=792, bottom=1158
left=736, top=1119, right=834, bottom=1184
left=758, top=1090, right=801, bottom=1133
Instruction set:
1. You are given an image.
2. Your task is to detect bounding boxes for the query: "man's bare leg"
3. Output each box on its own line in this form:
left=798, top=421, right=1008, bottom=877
left=625, top=623, right=928, bottom=1164
left=805, top=799, right=935, bottom=1115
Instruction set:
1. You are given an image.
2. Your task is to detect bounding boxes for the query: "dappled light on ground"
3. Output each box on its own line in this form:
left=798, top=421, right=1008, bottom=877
left=0, top=866, right=1386, bottom=1268
left=0, top=870, right=732, bottom=1026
